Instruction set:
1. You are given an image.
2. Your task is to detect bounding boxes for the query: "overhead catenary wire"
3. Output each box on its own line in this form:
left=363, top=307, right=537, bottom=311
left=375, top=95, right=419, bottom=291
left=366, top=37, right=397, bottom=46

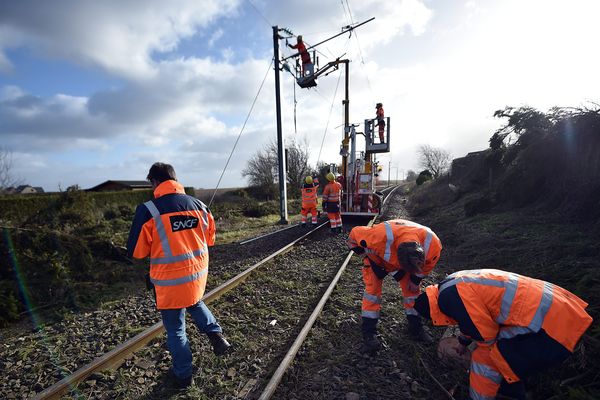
left=246, top=0, right=272, bottom=27
left=282, top=17, right=374, bottom=62
left=208, top=58, right=274, bottom=208
left=316, top=68, right=343, bottom=166
left=343, top=0, right=374, bottom=97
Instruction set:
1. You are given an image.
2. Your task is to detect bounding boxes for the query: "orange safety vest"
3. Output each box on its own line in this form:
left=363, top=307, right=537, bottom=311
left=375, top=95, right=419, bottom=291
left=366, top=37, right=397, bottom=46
left=290, top=41, right=311, bottom=65
left=301, top=184, right=318, bottom=208
left=127, top=180, right=215, bottom=309
left=322, top=181, right=342, bottom=203
left=348, top=219, right=442, bottom=276
left=426, top=269, right=593, bottom=381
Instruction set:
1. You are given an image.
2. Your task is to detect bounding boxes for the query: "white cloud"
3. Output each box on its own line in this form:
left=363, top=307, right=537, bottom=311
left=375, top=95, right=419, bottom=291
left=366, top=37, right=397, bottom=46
left=0, top=0, right=241, bottom=79
left=208, top=28, right=224, bottom=48
left=2, top=0, right=600, bottom=191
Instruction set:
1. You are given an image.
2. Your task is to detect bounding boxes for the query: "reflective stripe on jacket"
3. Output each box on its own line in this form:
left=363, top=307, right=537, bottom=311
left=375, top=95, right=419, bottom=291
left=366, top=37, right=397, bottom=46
left=322, top=181, right=342, bottom=203
left=301, top=184, right=318, bottom=208
left=127, top=180, right=215, bottom=309
left=347, top=219, right=442, bottom=276
left=426, top=269, right=593, bottom=383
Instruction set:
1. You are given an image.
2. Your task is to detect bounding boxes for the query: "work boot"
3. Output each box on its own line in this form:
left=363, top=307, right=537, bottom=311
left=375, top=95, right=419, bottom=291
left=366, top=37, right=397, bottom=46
left=362, top=334, right=382, bottom=353
left=337, top=227, right=343, bottom=234
left=407, top=315, right=433, bottom=343
left=207, top=332, right=232, bottom=356
left=167, top=369, right=194, bottom=390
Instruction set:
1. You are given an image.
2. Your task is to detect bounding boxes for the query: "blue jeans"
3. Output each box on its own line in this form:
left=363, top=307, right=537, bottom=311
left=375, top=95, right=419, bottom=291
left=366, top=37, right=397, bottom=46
left=160, top=300, right=222, bottom=379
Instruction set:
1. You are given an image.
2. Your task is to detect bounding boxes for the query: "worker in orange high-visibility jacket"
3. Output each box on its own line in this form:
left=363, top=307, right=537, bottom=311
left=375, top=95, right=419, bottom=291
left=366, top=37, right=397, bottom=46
left=347, top=219, right=442, bottom=351
left=127, top=162, right=231, bottom=389
left=322, top=172, right=343, bottom=234
left=414, top=269, right=593, bottom=400
left=300, top=176, right=318, bottom=228
left=375, top=103, right=385, bottom=143
left=288, top=35, right=314, bottom=76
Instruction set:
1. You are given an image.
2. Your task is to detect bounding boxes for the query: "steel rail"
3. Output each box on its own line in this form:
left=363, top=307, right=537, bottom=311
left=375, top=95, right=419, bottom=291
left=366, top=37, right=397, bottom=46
left=381, top=184, right=403, bottom=208
left=258, top=205, right=384, bottom=399
left=33, top=221, right=329, bottom=400
left=239, top=222, right=302, bottom=245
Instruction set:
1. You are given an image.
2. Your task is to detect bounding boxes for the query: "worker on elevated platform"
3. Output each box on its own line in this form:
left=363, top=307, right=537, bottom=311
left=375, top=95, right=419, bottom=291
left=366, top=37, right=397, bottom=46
left=414, top=269, right=593, bottom=400
left=375, top=103, right=385, bottom=143
left=347, top=219, right=442, bottom=351
left=288, top=35, right=313, bottom=77
left=127, top=162, right=232, bottom=390
left=322, top=172, right=343, bottom=233
left=300, top=176, right=318, bottom=228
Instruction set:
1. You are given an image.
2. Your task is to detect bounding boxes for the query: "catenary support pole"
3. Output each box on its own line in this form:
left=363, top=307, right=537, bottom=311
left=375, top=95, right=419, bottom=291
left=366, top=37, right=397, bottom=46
left=273, top=26, right=288, bottom=223
left=342, top=60, right=349, bottom=211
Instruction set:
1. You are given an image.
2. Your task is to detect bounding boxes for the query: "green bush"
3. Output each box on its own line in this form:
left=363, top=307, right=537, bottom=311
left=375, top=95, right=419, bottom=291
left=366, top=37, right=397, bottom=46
left=416, top=170, right=433, bottom=186
left=242, top=200, right=279, bottom=218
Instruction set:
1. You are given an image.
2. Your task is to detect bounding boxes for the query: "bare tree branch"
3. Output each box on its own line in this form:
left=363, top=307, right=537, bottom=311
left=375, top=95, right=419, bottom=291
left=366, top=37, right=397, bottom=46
left=417, top=144, right=451, bottom=178
left=0, top=147, right=22, bottom=191
left=244, top=138, right=311, bottom=197
left=242, top=147, right=276, bottom=188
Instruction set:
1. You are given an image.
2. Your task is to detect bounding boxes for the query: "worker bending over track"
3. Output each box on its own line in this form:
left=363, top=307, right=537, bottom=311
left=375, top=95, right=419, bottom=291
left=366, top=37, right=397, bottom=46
left=414, top=269, right=593, bottom=400
left=347, top=219, right=443, bottom=350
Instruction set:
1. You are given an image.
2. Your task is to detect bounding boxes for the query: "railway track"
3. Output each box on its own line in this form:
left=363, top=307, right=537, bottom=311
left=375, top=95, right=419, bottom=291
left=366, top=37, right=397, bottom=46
left=2, top=185, right=403, bottom=400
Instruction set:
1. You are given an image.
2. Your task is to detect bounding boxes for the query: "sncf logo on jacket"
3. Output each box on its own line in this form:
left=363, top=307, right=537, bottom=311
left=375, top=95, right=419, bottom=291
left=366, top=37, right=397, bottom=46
left=170, top=215, right=199, bottom=232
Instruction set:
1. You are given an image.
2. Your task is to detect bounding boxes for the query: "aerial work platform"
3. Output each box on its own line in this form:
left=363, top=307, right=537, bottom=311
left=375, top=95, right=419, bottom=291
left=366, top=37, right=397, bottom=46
left=364, top=117, right=390, bottom=154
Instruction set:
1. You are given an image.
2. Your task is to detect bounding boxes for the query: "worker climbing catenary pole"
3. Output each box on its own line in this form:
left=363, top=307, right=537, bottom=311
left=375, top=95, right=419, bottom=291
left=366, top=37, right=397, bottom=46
left=322, top=172, right=343, bottom=234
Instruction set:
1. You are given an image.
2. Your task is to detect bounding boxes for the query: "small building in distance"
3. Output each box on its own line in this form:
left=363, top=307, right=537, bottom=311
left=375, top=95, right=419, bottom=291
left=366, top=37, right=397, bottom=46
left=87, top=180, right=152, bottom=192
left=1, top=185, right=45, bottom=194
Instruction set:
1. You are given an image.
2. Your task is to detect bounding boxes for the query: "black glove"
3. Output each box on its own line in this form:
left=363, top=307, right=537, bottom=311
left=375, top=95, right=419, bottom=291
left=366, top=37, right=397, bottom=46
left=458, top=335, right=473, bottom=347
left=392, top=269, right=406, bottom=282
left=351, top=247, right=365, bottom=255
left=115, top=245, right=134, bottom=265
left=410, top=274, right=424, bottom=286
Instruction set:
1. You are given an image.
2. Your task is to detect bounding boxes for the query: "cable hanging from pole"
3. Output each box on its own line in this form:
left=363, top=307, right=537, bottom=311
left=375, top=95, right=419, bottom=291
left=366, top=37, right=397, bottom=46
left=293, top=77, right=297, bottom=135
left=208, top=58, right=274, bottom=208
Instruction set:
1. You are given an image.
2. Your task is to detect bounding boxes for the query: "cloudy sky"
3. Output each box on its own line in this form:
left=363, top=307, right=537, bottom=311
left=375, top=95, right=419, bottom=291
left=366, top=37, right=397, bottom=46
left=1, top=0, right=599, bottom=191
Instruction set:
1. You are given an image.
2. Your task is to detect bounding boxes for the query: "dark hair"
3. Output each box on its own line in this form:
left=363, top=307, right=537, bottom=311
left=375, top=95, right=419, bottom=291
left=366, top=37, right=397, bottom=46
left=147, top=162, right=177, bottom=183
